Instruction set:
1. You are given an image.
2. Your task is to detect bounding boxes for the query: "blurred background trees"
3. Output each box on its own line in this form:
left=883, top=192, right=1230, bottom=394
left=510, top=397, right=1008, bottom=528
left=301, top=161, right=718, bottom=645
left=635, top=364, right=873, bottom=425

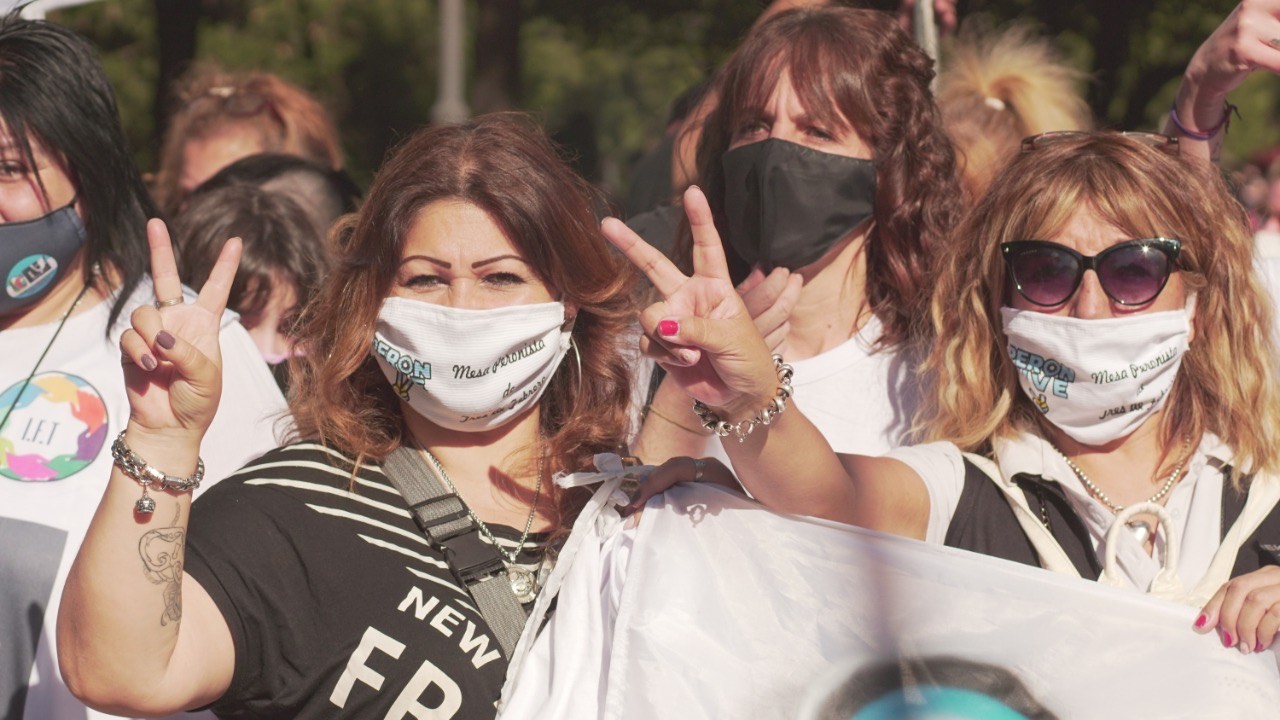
left=50, top=0, right=1280, bottom=203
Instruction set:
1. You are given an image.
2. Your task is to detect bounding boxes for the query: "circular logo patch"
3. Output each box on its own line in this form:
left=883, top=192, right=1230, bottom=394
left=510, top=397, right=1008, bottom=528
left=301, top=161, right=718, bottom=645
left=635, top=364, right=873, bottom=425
left=6, top=253, right=59, bottom=299
left=0, top=372, right=109, bottom=482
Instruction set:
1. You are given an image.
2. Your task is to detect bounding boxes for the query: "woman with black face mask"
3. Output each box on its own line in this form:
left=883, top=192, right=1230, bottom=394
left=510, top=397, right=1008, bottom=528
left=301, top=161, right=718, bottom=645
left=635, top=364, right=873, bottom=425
left=0, top=15, right=286, bottom=720
left=631, top=7, right=962, bottom=476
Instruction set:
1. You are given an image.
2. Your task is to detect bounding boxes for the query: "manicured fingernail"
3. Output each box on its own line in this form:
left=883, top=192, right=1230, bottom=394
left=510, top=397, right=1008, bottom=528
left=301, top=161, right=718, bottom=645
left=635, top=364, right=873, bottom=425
left=1241, top=641, right=1252, bottom=655
left=1222, top=632, right=1234, bottom=648
left=140, top=355, right=157, bottom=371
left=156, top=331, right=175, bottom=349
left=1194, top=613, right=1207, bottom=629
left=658, top=320, right=679, bottom=337
left=1257, top=642, right=1266, bottom=652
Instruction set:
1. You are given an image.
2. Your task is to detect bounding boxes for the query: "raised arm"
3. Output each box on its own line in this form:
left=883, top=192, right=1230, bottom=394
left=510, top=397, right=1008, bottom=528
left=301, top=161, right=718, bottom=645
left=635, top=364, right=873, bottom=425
left=1167, top=0, right=1280, bottom=162
left=602, top=187, right=929, bottom=537
left=58, top=220, right=237, bottom=715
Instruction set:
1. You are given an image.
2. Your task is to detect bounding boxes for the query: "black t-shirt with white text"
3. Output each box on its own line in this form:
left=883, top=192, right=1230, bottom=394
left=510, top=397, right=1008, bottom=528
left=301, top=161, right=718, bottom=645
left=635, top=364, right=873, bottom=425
left=185, top=442, right=536, bottom=719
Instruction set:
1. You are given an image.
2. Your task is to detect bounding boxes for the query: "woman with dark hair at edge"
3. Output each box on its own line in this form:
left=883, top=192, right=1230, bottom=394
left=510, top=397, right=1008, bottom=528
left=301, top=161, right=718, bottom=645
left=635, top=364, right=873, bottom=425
left=631, top=6, right=963, bottom=475
left=609, top=131, right=1280, bottom=658
left=59, top=114, right=638, bottom=719
left=0, top=14, right=285, bottom=720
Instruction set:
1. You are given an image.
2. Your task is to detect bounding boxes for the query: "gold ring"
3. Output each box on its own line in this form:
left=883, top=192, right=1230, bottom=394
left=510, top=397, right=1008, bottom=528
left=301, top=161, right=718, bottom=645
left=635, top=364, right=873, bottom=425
left=692, top=458, right=705, bottom=482
left=155, top=297, right=184, bottom=308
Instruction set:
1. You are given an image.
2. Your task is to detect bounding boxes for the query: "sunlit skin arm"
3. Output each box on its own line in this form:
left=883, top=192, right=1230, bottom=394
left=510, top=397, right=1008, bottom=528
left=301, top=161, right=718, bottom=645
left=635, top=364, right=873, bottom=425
left=602, top=187, right=929, bottom=538
left=1166, top=0, right=1280, bottom=162
left=58, top=220, right=235, bottom=714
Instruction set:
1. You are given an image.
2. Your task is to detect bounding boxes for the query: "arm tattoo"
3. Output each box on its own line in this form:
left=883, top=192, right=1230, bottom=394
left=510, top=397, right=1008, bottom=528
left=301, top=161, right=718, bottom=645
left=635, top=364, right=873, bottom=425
left=138, top=508, right=185, bottom=625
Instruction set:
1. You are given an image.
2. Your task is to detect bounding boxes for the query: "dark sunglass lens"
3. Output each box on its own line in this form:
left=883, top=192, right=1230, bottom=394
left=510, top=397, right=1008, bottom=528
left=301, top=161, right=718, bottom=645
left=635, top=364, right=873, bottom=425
left=1011, top=247, right=1079, bottom=305
left=1097, top=244, right=1171, bottom=304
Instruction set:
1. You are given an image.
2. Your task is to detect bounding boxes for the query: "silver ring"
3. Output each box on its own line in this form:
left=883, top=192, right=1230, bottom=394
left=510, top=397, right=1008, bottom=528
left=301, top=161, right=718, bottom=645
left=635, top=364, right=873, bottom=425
left=692, top=458, right=705, bottom=483
left=155, top=297, right=184, bottom=308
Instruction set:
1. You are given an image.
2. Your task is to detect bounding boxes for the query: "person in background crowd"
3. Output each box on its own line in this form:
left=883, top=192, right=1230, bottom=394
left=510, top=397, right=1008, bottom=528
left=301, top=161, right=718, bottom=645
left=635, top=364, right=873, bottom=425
left=151, top=65, right=344, bottom=217
left=632, top=6, right=963, bottom=474
left=59, top=114, right=639, bottom=719
left=191, top=152, right=361, bottom=240
left=936, top=21, right=1092, bottom=202
left=174, top=185, right=324, bottom=387
left=0, top=15, right=286, bottom=720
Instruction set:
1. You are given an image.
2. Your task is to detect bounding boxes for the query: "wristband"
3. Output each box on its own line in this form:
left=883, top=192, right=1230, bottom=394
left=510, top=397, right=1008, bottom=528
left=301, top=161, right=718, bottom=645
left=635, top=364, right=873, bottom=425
left=1168, top=101, right=1237, bottom=141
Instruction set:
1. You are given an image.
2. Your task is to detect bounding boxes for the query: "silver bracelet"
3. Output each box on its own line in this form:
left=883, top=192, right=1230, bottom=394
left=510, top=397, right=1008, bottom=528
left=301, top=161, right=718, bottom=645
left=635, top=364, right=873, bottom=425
left=691, top=354, right=794, bottom=443
left=110, top=430, right=205, bottom=514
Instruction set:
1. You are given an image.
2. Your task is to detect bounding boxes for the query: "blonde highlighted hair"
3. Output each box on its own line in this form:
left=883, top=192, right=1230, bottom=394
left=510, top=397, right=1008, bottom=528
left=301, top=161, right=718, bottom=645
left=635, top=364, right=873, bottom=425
left=919, top=132, right=1280, bottom=482
left=938, top=22, right=1092, bottom=202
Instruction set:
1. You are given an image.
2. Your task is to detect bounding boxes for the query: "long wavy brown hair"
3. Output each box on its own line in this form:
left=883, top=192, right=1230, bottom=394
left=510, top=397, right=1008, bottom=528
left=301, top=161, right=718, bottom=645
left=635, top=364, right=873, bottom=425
left=920, top=132, right=1280, bottom=482
left=287, top=113, right=638, bottom=529
left=687, top=6, right=963, bottom=348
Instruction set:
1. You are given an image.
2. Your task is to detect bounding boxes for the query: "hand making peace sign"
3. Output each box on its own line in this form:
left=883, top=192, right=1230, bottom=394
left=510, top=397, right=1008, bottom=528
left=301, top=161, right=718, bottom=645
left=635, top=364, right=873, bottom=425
left=602, top=185, right=779, bottom=418
left=119, top=219, right=241, bottom=444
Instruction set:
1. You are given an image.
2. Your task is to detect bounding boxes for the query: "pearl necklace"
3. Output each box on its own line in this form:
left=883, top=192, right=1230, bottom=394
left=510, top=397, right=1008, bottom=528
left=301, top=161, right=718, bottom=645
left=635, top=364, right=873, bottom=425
left=1054, top=439, right=1190, bottom=545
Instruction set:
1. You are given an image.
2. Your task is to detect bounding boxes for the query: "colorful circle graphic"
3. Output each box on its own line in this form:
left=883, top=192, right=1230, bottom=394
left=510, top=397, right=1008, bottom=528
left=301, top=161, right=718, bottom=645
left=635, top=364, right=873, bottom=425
left=0, top=372, right=108, bottom=482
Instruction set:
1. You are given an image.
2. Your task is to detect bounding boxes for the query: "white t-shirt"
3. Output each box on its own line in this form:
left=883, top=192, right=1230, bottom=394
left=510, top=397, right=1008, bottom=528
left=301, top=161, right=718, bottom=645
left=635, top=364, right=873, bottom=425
left=0, top=280, right=289, bottom=720
left=708, top=314, right=917, bottom=465
left=887, top=431, right=1234, bottom=593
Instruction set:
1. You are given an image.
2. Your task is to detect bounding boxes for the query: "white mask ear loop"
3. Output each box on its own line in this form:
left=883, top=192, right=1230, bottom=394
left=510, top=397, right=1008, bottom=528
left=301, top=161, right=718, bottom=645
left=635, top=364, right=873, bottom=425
left=570, top=335, right=583, bottom=396
left=1099, top=501, right=1185, bottom=599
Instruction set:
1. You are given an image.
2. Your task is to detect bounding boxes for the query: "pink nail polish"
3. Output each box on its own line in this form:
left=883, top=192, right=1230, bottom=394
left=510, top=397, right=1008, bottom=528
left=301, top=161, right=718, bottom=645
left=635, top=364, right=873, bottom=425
left=1194, top=614, right=1207, bottom=629
left=141, top=354, right=157, bottom=371
left=658, top=320, right=679, bottom=337
left=1222, top=632, right=1234, bottom=648
left=1257, top=642, right=1266, bottom=653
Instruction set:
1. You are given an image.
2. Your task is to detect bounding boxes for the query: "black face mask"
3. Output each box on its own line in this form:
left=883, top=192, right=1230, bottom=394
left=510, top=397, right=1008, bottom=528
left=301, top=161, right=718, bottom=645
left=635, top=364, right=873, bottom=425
left=721, top=138, right=876, bottom=271
left=1, top=200, right=85, bottom=315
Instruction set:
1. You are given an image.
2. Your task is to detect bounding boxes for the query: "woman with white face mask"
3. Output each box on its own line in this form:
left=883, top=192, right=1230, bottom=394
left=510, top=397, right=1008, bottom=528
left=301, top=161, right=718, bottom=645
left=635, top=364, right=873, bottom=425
left=59, top=114, right=638, bottom=718
left=607, top=131, right=1280, bottom=655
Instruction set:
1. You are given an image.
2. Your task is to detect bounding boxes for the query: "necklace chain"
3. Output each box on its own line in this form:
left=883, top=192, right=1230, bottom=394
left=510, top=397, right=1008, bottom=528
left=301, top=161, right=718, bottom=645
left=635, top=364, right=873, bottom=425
left=420, top=447, right=543, bottom=566
left=0, top=280, right=93, bottom=434
left=1055, top=437, right=1191, bottom=514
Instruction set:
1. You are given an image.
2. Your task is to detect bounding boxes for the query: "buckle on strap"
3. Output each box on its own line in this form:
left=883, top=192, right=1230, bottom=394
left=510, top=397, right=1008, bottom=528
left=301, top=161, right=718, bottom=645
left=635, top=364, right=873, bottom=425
left=440, top=530, right=506, bottom=584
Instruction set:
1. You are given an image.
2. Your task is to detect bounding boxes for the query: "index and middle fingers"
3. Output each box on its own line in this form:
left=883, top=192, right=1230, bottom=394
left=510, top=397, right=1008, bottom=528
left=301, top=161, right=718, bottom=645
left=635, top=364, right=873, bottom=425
left=602, top=185, right=733, bottom=299
left=146, top=218, right=242, bottom=316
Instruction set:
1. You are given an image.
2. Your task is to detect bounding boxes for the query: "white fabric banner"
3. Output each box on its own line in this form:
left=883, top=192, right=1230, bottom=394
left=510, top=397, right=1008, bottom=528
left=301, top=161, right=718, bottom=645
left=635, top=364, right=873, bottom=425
left=500, top=483, right=1280, bottom=719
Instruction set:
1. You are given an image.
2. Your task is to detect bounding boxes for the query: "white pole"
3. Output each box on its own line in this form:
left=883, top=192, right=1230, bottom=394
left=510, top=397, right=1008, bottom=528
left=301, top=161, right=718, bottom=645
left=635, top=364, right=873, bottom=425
left=914, top=0, right=939, bottom=88
left=432, top=0, right=470, bottom=124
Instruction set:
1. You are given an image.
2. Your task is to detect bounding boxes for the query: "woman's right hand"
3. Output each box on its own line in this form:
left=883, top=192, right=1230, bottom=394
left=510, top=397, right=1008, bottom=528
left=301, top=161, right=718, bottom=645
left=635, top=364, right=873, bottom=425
left=602, top=186, right=779, bottom=418
left=119, top=219, right=240, bottom=444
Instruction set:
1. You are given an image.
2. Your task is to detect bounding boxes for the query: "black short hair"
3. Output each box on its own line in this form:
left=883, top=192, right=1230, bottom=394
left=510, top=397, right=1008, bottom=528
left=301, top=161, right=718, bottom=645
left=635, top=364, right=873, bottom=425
left=0, top=13, right=158, bottom=331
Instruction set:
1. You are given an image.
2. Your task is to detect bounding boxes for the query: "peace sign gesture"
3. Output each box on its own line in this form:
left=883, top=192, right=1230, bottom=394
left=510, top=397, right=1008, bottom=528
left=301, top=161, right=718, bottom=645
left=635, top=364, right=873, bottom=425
left=119, top=219, right=241, bottom=447
left=603, top=186, right=778, bottom=418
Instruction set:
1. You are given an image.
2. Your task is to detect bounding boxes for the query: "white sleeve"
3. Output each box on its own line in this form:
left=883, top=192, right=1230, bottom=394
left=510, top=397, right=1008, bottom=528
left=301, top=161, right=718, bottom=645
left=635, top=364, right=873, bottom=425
left=883, top=441, right=966, bottom=545
left=197, top=319, right=290, bottom=488
left=1254, top=256, right=1280, bottom=351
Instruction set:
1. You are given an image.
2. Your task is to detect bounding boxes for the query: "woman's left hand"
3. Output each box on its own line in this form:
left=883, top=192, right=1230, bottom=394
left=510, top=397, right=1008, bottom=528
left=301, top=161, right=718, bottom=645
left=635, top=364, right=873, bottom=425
left=1196, top=565, right=1280, bottom=654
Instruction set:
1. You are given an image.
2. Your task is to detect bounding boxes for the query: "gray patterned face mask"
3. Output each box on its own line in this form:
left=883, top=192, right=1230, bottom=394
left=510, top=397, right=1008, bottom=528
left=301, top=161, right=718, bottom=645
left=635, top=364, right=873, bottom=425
left=721, top=139, right=875, bottom=271
left=1, top=200, right=84, bottom=315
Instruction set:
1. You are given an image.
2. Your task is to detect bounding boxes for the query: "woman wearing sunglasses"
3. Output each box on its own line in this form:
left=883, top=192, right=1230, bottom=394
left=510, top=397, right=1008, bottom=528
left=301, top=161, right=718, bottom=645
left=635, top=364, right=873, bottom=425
left=606, top=131, right=1280, bottom=654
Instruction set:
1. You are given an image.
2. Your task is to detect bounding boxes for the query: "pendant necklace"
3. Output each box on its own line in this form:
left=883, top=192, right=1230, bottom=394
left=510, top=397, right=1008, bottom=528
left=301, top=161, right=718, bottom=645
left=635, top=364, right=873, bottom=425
left=1054, top=437, right=1191, bottom=545
left=420, top=447, right=545, bottom=603
left=0, top=279, right=94, bottom=436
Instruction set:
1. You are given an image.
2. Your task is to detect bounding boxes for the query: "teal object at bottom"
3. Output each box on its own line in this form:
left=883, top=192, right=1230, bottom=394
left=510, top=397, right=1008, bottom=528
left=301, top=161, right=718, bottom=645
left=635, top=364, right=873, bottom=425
left=853, top=686, right=1031, bottom=720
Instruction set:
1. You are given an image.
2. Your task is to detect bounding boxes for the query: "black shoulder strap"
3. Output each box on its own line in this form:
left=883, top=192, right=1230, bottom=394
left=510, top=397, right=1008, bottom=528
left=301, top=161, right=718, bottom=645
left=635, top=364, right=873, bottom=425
left=381, top=445, right=527, bottom=659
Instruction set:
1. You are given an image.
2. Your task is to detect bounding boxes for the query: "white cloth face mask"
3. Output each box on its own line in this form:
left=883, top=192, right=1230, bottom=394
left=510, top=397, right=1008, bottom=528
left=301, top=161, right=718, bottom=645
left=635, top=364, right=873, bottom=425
left=372, top=297, right=572, bottom=432
left=1000, top=305, right=1192, bottom=446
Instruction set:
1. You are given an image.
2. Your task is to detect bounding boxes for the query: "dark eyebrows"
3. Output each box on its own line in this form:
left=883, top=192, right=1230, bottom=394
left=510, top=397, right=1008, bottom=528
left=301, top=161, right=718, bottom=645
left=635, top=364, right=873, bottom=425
left=397, top=254, right=529, bottom=269
left=471, top=254, right=526, bottom=269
